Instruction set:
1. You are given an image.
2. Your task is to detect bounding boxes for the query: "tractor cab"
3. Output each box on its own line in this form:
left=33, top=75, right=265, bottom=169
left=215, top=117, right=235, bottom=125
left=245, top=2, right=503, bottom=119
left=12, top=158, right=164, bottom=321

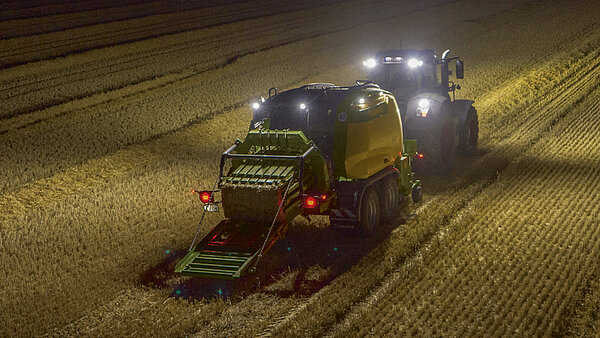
left=363, top=49, right=465, bottom=106
left=362, top=49, right=477, bottom=175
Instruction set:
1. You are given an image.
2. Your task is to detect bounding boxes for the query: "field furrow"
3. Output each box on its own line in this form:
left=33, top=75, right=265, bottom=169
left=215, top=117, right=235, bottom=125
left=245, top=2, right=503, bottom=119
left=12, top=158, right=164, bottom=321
left=0, top=0, right=444, bottom=118
left=0, top=0, right=526, bottom=195
left=0, top=0, right=347, bottom=67
left=0, top=0, right=204, bottom=23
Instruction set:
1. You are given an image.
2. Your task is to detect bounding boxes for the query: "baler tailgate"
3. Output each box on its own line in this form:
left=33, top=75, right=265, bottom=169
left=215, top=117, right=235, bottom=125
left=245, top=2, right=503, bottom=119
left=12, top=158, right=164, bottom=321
left=175, top=219, right=286, bottom=279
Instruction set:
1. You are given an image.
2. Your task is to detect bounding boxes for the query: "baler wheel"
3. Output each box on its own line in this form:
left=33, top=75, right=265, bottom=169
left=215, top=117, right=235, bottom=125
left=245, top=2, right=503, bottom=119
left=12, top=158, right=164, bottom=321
left=357, top=187, right=380, bottom=237
left=380, top=176, right=399, bottom=223
left=412, top=185, right=423, bottom=203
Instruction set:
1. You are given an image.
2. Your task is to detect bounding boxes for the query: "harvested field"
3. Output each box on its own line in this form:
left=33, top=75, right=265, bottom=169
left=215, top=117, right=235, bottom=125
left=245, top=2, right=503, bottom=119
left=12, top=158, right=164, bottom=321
left=1, top=0, right=600, bottom=336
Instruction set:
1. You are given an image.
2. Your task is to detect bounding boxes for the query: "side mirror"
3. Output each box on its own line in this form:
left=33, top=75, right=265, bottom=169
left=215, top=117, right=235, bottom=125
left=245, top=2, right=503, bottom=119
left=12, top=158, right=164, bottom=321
left=456, top=60, right=464, bottom=79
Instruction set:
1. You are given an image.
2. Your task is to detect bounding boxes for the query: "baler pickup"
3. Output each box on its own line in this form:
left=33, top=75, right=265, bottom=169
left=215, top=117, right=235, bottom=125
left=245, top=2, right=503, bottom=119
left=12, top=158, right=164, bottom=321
left=174, top=219, right=287, bottom=278
left=176, top=129, right=329, bottom=279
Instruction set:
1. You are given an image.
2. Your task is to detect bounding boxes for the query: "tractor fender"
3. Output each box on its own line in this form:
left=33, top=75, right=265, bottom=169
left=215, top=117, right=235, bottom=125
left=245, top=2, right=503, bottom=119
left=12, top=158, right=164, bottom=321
left=404, top=93, right=451, bottom=132
left=452, top=99, right=475, bottom=125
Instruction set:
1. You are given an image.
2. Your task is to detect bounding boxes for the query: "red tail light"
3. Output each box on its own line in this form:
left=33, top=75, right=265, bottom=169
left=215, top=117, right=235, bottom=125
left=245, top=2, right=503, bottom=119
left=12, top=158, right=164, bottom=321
left=417, top=153, right=424, bottom=158
left=199, top=191, right=213, bottom=203
left=303, top=196, right=318, bottom=209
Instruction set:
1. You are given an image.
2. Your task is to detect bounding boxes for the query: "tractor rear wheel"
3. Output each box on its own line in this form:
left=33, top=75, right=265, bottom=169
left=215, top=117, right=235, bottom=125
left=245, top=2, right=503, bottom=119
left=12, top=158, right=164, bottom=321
left=380, top=176, right=399, bottom=223
left=458, top=106, right=479, bottom=155
left=413, top=113, right=457, bottom=175
left=357, top=187, right=380, bottom=237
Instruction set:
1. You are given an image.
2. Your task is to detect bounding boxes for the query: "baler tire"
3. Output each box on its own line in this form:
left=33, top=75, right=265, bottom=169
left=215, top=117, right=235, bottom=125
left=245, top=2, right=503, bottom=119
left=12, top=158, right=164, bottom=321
left=379, top=176, right=399, bottom=223
left=458, top=106, right=479, bottom=156
left=412, top=185, right=423, bottom=203
left=357, top=187, right=380, bottom=237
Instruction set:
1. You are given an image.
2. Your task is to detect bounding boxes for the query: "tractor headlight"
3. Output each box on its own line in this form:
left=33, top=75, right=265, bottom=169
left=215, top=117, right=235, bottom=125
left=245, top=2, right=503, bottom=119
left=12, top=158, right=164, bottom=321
left=252, top=102, right=260, bottom=109
left=408, top=58, right=423, bottom=68
left=299, top=103, right=307, bottom=110
left=363, top=58, right=377, bottom=68
left=417, top=99, right=430, bottom=117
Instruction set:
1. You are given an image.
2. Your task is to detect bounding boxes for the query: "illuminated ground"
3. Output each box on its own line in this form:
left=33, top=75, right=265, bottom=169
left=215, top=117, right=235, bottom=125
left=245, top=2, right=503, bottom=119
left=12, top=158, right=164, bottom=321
left=1, top=0, right=600, bottom=336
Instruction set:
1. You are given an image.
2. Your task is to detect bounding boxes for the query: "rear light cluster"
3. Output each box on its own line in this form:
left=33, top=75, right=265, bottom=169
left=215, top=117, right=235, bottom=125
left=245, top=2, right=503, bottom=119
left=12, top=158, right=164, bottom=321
left=302, top=194, right=328, bottom=211
left=192, top=190, right=214, bottom=203
left=417, top=153, right=424, bottom=158
left=304, top=196, right=318, bottom=209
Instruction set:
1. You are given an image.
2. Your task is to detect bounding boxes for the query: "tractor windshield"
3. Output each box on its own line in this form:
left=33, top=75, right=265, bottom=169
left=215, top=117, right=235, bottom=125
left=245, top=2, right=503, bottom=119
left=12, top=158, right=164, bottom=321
left=372, top=63, right=437, bottom=103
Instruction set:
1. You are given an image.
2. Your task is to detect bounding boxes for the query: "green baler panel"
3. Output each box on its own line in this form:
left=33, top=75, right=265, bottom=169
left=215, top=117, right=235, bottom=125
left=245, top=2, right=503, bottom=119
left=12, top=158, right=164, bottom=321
left=220, top=129, right=328, bottom=224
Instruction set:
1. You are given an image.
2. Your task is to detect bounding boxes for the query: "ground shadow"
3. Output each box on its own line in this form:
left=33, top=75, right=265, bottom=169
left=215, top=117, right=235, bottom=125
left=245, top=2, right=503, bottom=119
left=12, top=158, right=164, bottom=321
left=140, top=200, right=412, bottom=302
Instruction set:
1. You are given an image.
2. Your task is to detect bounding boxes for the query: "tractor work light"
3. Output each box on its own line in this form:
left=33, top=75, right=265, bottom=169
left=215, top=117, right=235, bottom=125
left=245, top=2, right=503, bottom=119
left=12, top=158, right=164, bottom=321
left=383, top=56, right=403, bottom=64
left=408, top=58, right=423, bottom=68
left=358, top=98, right=365, bottom=104
left=418, top=99, right=430, bottom=109
left=363, top=58, right=377, bottom=68
left=252, top=102, right=260, bottom=109
left=417, top=98, right=430, bottom=117
left=299, top=103, right=307, bottom=109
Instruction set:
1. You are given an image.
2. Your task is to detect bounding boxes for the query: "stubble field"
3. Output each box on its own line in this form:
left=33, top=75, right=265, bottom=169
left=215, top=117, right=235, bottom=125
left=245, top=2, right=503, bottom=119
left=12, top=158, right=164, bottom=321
left=1, top=0, right=600, bottom=336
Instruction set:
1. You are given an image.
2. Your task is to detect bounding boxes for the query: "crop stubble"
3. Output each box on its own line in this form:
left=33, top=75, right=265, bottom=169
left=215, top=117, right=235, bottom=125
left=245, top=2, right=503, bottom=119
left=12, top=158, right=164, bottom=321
left=0, top=0, right=466, bottom=196
left=271, top=18, right=600, bottom=338
left=333, top=79, right=600, bottom=337
left=2, top=0, right=600, bottom=336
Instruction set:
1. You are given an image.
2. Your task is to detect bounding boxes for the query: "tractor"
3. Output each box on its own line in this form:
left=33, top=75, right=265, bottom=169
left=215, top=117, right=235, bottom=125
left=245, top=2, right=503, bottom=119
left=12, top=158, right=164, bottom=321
left=363, top=49, right=478, bottom=174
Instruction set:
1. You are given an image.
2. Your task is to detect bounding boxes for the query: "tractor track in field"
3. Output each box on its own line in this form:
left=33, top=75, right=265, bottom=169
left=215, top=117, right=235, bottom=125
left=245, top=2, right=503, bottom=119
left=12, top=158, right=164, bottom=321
left=0, top=0, right=445, bottom=119
left=256, top=39, right=600, bottom=338
left=254, top=198, right=440, bottom=337
left=0, top=0, right=239, bottom=37
left=0, top=0, right=342, bottom=67
left=555, top=98, right=600, bottom=337
left=0, top=0, right=211, bottom=23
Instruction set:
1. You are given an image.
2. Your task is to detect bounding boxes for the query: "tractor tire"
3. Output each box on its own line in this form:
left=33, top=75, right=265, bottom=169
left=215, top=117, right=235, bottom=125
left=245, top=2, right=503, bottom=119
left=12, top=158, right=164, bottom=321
left=458, top=106, right=479, bottom=156
left=412, top=185, right=423, bottom=203
left=357, top=187, right=380, bottom=237
left=379, top=176, right=399, bottom=223
left=413, top=113, right=457, bottom=175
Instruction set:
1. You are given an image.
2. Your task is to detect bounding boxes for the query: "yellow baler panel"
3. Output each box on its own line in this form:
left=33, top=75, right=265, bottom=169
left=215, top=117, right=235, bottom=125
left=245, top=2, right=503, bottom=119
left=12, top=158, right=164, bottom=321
left=344, top=98, right=403, bottom=179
